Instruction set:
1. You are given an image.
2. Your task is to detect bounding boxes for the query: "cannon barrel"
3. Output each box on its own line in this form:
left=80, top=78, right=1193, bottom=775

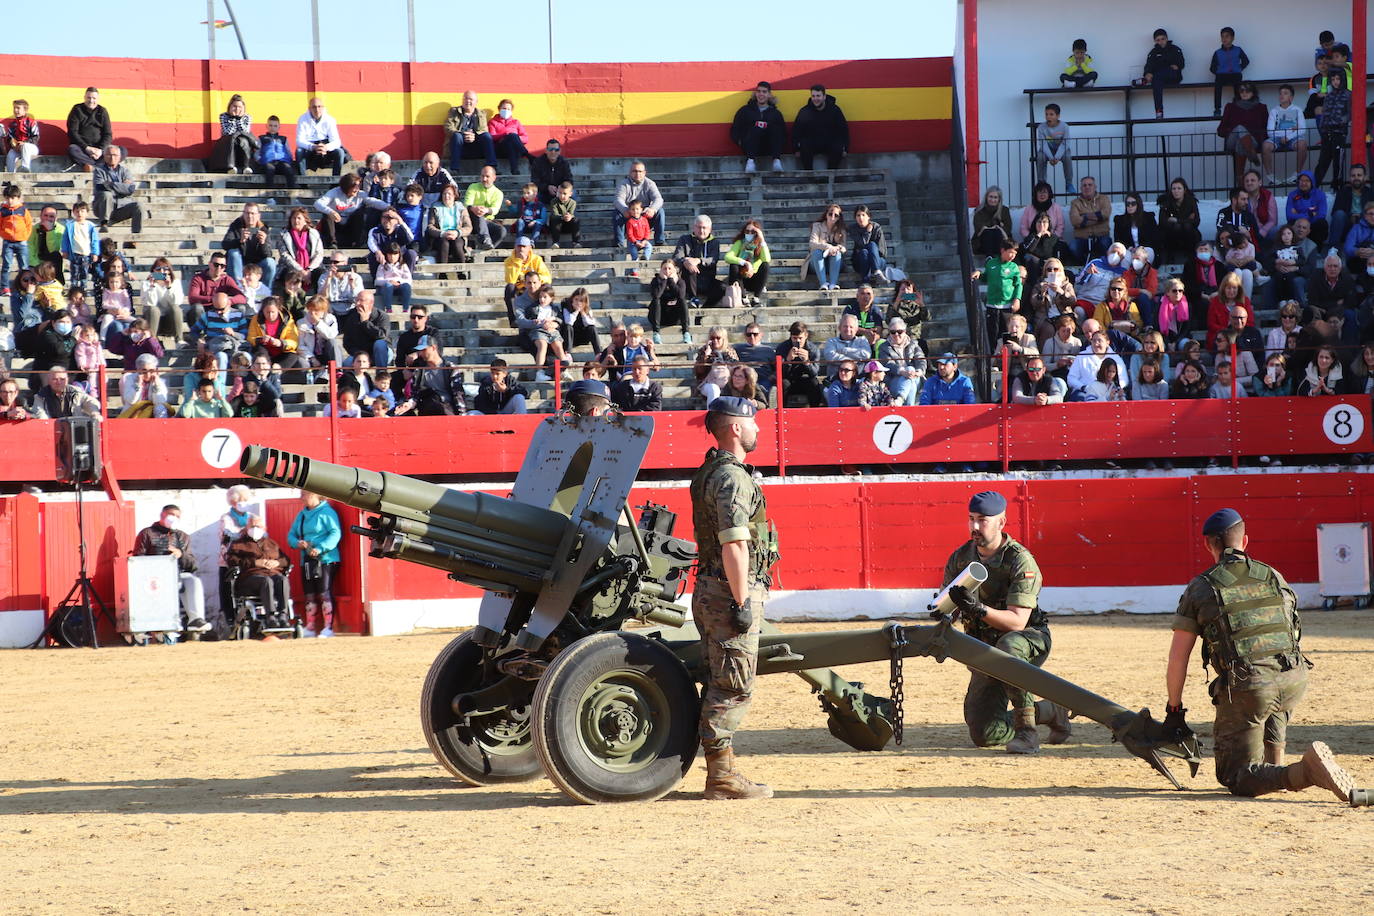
left=240, top=445, right=570, bottom=551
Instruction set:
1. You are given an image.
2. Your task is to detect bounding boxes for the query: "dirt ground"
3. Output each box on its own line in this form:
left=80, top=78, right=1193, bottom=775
left=2, top=612, right=1373, bottom=915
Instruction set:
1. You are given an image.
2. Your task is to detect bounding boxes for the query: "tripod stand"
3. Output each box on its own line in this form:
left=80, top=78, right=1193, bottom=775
left=30, top=476, right=114, bottom=649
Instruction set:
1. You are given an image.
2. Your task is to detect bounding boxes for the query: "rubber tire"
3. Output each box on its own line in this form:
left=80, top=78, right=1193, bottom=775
left=532, top=632, right=700, bottom=805
left=419, top=630, right=542, bottom=786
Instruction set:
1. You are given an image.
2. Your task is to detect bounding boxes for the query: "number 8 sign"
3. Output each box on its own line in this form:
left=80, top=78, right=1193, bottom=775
left=200, top=427, right=243, bottom=470
left=872, top=415, right=913, bottom=456
left=1322, top=404, right=1365, bottom=447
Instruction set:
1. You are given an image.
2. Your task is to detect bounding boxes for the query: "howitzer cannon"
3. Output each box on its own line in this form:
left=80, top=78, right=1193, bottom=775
left=239, top=411, right=1200, bottom=804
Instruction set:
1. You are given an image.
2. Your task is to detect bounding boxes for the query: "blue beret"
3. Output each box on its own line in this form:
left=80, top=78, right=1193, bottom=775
left=567, top=379, right=609, bottom=400
left=968, top=490, right=1007, bottom=516
left=707, top=396, right=756, bottom=418
left=1203, top=508, right=1243, bottom=536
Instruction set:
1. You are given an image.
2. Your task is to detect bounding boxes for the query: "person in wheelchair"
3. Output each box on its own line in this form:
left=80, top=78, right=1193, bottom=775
left=225, top=515, right=293, bottom=634
left=133, top=504, right=214, bottom=635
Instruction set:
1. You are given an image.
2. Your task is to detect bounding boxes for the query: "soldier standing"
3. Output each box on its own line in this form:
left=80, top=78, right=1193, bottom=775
left=943, top=491, right=1071, bottom=754
left=689, top=397, right=776, bottom=800
left=1164, top=508, right=1365, bottom=803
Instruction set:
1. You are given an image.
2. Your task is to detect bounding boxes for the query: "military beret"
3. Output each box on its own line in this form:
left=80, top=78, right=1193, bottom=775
left=567, top=379, right=609, bottom=400
left=1202, top=507, right=1243, bottom=536
left=707, top=396, right=756, bottom=418
left=968, top=490, right=1007, bottom=516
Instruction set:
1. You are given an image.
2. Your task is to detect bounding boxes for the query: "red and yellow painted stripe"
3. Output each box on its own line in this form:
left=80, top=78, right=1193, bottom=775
left=0, top=55, right=951, bottom=159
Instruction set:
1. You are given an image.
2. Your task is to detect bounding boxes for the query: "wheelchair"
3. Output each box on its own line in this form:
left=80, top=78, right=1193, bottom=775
left=225, top=565, right=304, bottom=640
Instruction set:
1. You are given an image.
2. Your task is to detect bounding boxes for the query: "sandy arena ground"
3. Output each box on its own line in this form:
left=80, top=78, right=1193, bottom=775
left=2, top=611, right=1373, bottom=915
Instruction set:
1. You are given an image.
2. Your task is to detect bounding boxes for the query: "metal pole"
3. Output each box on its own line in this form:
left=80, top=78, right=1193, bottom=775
left=311, top=0, right=321, bottom=62
left=224, top=0, right=249, bottom=59
left=406, top=0, right=416, bottom=63
left=547, top=0, right=554, bottom=64
left=1353, top=0, right=1368, bottom=168
left=206, top=0, right=217, bottom=60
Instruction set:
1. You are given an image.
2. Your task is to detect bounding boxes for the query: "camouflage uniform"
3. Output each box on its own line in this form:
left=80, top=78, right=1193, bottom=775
left=689, top=446, right=776, bottom=751
left=943, top=536, right=1050, bottom=747
left=1171, top=548, right=1309, bottom=796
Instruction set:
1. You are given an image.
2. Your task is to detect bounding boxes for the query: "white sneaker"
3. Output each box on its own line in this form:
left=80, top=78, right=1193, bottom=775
left=682, top=331, right=693, bottom=345
left=744, top=159, right=757, bottom=173
left=318, top=627, right=334, bottom=639
left=301, top=628, right=317, bottom=638
left=419, top=256, right=435, bottom=266
left=771, top=158, right=783, bottom=172
left=535, top=369, right=551, bottom=382
left=242, top=166, right=254, bottom=175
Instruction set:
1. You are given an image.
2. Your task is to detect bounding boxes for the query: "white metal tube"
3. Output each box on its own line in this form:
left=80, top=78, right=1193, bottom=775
left=927, top=562, right=989, bottom=617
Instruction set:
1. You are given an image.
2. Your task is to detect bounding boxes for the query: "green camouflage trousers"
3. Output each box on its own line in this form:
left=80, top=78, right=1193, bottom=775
left=692, top=574, right=764, bottom=751
left=964, top=627, right=1052, bottom=747
left=1213, top=664, right=1308, bottom=796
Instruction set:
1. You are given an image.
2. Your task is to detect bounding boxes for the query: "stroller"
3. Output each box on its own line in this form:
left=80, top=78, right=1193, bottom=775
left=225, top=565, right=304, bottom=640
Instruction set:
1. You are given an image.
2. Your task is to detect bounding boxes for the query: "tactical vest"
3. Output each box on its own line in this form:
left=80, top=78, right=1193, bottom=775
left=690, top=449, right=778, bottom=584
left=1198, top=552, right=1301, bottom=679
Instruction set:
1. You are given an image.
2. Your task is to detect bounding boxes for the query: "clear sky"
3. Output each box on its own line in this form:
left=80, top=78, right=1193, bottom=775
left=5, top=0, right=955, bottom=63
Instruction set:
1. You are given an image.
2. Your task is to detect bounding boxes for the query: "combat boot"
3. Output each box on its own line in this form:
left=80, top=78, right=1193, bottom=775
left=1283, top=741, right=1356, bottom=803
left=1036, top=700, right=1073, bottom=744
left=1005, top=707, right=1041, bottom=755
left=704, top=747, right=773, bottom=800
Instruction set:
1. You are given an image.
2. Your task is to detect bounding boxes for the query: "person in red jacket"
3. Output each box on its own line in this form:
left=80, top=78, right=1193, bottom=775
left=187, top=252, right=247, bottom=326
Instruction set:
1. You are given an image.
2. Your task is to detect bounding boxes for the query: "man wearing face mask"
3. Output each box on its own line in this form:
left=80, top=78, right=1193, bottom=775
left=134, top=505, right=212, bottom=634
left=226, top=514, right=291, bottom=631
left=31, top=309, right=79, bottom=390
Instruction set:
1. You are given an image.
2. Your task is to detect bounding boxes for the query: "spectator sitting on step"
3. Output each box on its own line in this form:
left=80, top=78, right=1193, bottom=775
left=223, top=202, right=277, bottom=290
left=823, top=358, right=861, bottom=407
left=1092, top=277, right=1143, bottom=339
left=488, top=100, right=530, bottom=175
left=209, top=94, right=260, bottom=175
left=277, top=208, right=325, bottom=287
left=239, top=263, right=271, bottom=317
left=298, top=294, right=343, bottom=372
left=231, top=377, right=283, bottom=418
left=5, top=98, right=40, bottom=173
left=731, top=81, right=786, bottom=173
left=28, top=206, right=66, bottom=286
left=877, top=317, right=925, bottom=406
left=1068, top=175, right=1111, bottom=262
left=410, top=151, right=457, bottom=208
left=857, top=360, right=897, bottom=411
left=373, top=244, right=413, bottom=313
left=850, top=204, right=889, bottom=283
left=1084, top=357, right=1126, bottom=402
left=1217, top=82, right=1267, bottom=187
left=841, top=283, right=887, bottom=348
left=335, top=351, right=374, bottom=399
left=595, top=322, right=629, bottom=382
left=613, top=162, right=666, bottom=247
left=673, top=214, right=723, bottom=306
left=97, top=272, right=134, bottom=345
left=465, top=165, right=507, bottom=250
left=692, top=326, right=739, bottom=404
left=1265, top=300, right=1301, bottom=356
left=1207, top=358, right=1249, bottom=399
left=722, top=364, right=767, bottom=412
left=511, top=182, right=547, bottom=247
left=559, top=287, right=602, bottom=358
left=1329, top=164, right=1373, bottom=249
left=366, top=369, right=397, bottom=414
left=1241, top=170, right=1278, bottom=241
left=1341, top=201, right=1374, bottom=276
left=1170, top=358, right=1210, bottom=398
left=1304, top=251, right=1356, bottom=327
left=318, top=251, right=365, bottom=315
left=30, top=310, right=80, bottom=390
left=108, top=316, right=164, bottom=368
left=509, top=269, right=546, bottom=331
left=503, top=237, right=551, bottom=322
left=1296, top=345, right=1343, bottom=396
left=1073, top=242, right=1128, bottom=315
left=793, top=84, right=848, bottom=171
left=138, top=258, right=185, bottom=343
left=1019, top=181, right=1066, bottom=242
left=1252, top=352, right=1292, bottom=396
left=611, top=356, right=662, bottom=412
left=31, top=365, right=101, bottom=419
left=1066, top=328, right=1127, bottom=399
left=66, top=87, right=111, bottom=171
left=1021, top=210, right=1063, bottom=290
left=366, top=209, right=417, bottom=276
left=1205, top=271, right=1256, bottom=349
left=994, top=312, right=1038, bottom=382
left=1113, top=192, right=1160, bottom=254
left=775, top=320, right=825, bottom=407
left=1121, top=245, right=1159, bottom=325
left=314, top=173, right=369, bottom=249
left=192, top=291, right=248, bottom=370
left=1127, top=329, right=1172, bottom=384
left=1040, top=314, right=1082, bottom=380
left=1130, top=357, right=1169, bottom=400
left=242, top=352, right=284, bottom=402
left=647, top=259, right=689, bottom=345
left=295, top=97, right=346, bottom=176
left=446, top=90, right=495, bottom=173
left=821, top=313, right=872, bottom=371
left=622, top=199, right=653, bottom=270
left=339, top=289, right=391, bottom=367
left=1028, top=258, right=1076, bottom=341
left=396, top=341, right=464, bottom=416
left=394, top=184, right=427, bottom=248
left=807, top=202, right=847, bottom=290
left=0, top=376, right=32, bottom=419
left=93, top=146, right=144, bottom=234
left=117, top=352, right=169, bottom=418
left=1285, top=171, right=1329, bottom=246
left=471, top=357, right=529, bottom=415
left=248, top=296, right=302, bottom=374
left=531, top=138, right=574, bottom=206
left=395, top=303, right=438, bottom=366
left=516, top=284, right=567, bottom=382
left=71, top=323, right=103, bottom=395
left=1215, top=187, right=1259, bottom=247
left=178, top=375, right=233, bottom=418
left=1011, top=355, right=1066, bottom=405
left=971, top=186, right=1013, bottom=259
left=427, top=182, right=473, bottom=265
left=257, top=115, right=297, bottom=189
left=724, top=220, right=771, bottom=305
left=32, top=260, right=67, bottom=314
left=547, top=180, right=579, bottom=249
left=919, top=353, right=976, bottom=405
left=362, top=168, right=403, bottom=232
left=325, top=387, right=363, bottom=418
left=1213, top=327, right=1259, bottom=389
left=733, top=322, right=775, bottom=391
left=181, top=352, right=227, bottom=403
left=885, top=279, right=930, bottom=344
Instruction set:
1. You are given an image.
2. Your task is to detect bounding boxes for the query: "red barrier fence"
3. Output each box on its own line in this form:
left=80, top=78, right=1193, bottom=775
left=0, top=396, right=1367, bottom=485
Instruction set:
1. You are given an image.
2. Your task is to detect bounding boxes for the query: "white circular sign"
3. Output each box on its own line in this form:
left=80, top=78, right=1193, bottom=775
left=872, top=415, right=913, bottom=456
left=1322, top=404, right=1365, bottom=446
left=201, top=427, right=243, bottom=470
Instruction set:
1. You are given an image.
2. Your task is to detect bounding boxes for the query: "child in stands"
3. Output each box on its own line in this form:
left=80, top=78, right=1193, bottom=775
left=1059, top=39, right=1097, bottom=89
left=623, top=199, right=652, bottom=274
left=257, top=115, right=297, bottom=189
left=1263, top=84, right=1308, bottom=183
left=512, top=182, right=547, bottom=246
left=0, top=183, right=32, bottom=290
left=374, top=243, right=412, bottom=313
left=1035, top=104, right=1073, bottom=194
left=1209, top=26, right=1250, bottom=117
left=4, top=99, right=40, bottom=172
left=72, top=322, right=103, bottom=394
left=395, top=183, right=426, bottom=257
left=548, top=181, right=580, bottom=248
left=62, top=201, right=100, bottom=293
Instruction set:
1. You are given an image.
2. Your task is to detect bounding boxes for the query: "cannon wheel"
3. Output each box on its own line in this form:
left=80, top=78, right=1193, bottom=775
left=420, top=631, right=542, bottom=786
left=532, top=632, right=699, bottom=804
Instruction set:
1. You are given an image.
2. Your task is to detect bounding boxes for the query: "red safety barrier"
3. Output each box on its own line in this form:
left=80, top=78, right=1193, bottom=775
left=0, top=396, right=1367, bottom=484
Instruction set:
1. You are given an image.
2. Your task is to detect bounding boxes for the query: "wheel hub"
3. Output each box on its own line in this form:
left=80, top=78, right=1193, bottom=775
left=578, top=676, right=664, bottom=770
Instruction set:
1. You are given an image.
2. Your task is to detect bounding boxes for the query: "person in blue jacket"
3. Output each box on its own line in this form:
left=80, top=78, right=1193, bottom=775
left=919, top=353, right=977, bottom=404
left=257, top=115, right=297, bottom=190
left=288, top=491, right=342, bottom=638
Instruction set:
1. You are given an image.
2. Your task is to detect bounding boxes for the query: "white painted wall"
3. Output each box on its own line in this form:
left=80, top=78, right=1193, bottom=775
left=970, top=0, right=1372, bottom=205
